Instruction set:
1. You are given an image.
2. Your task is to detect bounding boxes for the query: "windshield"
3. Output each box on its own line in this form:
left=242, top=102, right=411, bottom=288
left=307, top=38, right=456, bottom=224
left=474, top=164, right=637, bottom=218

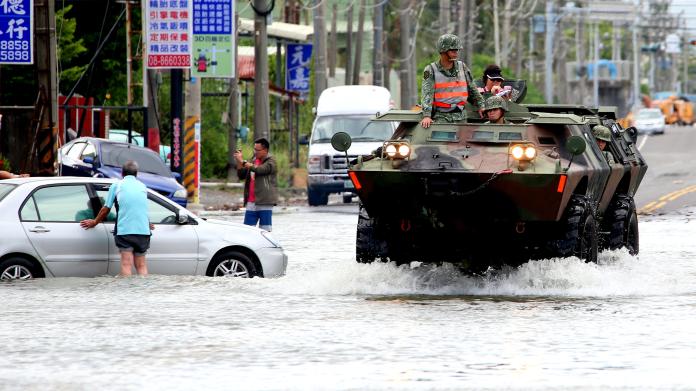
left=101, top=144, right=171, bottom=177
left=311, top=116, right=394, bottom=143
left=0, top=183, right=16, bottom=203
left=637, top=110, right=663, bottom=119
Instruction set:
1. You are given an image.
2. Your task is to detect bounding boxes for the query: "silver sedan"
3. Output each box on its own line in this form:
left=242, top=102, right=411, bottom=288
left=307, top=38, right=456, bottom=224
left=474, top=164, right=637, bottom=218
left=0, top=177, right=287, bottom=280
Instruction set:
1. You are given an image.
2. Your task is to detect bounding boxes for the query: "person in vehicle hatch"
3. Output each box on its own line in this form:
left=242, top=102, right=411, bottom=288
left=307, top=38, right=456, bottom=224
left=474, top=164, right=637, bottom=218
left=234, top=137, right=278, bottom=231
left=80, top=160, right=153, bottom=276
left=483, top=96, right=511, bottom=124
left=420, top=33, right=485, bottom=129
left=592, top=125, right=615, bottom=164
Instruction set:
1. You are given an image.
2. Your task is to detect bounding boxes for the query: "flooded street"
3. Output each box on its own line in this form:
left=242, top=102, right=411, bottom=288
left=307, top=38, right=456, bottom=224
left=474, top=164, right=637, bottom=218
left=2, top=206, right=696, bottom=390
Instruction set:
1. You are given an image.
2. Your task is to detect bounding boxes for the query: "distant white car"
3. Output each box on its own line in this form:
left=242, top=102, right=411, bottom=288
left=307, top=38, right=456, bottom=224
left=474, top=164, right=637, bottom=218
left=0, top=177, right=287, bottom=280
left=634, top=108, right=666, bottom=135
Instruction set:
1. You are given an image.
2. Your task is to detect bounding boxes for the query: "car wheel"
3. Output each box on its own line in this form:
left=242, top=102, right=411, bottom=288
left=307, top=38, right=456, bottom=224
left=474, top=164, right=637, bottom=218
left=0, top=257, right=36, bottom=280
left=307, top=188, right=328, bottom=206
left=208, top=250, right=257, bottom=278
left=356, top=204, right=388, bottom=263
left=342, top=194, right=353, bottom=204
left=602, top=195, right=639, bottom=255
left=548, top=195, right=598, bottom=263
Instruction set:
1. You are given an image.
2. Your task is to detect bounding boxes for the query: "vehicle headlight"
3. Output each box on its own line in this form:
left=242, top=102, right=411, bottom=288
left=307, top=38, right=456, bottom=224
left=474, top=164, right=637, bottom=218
left=385, top=144, right=397, bottom=157
left=510, top=144, right=537, bottom=161
left=174, top=189, right=188, bottom=198
left=261, top=231, right=281, bottom=248
left=382, top=141, right=411, bottom=159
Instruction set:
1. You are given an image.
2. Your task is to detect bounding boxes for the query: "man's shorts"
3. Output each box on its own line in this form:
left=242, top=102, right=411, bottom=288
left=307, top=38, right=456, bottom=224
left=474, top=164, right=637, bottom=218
left=115, top=234, right=151, bottom=256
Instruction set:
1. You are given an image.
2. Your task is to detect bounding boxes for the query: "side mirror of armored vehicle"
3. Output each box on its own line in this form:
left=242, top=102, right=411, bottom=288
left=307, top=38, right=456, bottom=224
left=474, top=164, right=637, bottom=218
left=624, top=126, right=638, bottom=143
left=331, top=132, right=352, bottom=152
left=565, top=135, right=587, bottom=156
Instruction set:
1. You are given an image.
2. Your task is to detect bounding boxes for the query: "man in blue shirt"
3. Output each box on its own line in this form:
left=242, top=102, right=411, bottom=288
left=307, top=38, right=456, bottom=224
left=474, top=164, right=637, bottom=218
left=81, top=160, right=152, bottom=276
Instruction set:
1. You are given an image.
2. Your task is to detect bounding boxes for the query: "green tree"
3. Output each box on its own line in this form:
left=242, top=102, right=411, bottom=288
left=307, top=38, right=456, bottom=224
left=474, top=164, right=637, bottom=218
left=56, top=5, right=88, bottom=93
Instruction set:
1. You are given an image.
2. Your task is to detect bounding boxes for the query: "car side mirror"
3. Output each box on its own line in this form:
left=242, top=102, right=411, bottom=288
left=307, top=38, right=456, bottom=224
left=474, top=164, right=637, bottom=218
left=299, top=134, right=310, bottom=145
left=171, top=171, right=182, bottom=183
left=83, top=156, right=94, bottom=164
left=176, top=211, right=189, bottom=224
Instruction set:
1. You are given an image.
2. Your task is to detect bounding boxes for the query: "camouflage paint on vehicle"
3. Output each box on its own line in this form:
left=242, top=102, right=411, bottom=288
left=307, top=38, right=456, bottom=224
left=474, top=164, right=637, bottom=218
left=338, top=99, right=647, bottom=270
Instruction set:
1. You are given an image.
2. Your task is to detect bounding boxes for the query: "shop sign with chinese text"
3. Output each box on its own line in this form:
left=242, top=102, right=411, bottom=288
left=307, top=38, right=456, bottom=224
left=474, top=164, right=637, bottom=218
left=0, top=0, right=32, bottom=64
left=191, top=0, right=234, bottom=78
left=146, top=0, right=193, bottom=68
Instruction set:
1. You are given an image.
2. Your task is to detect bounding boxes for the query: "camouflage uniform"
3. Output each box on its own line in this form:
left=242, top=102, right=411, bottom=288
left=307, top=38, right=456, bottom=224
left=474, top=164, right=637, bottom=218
left=421, top=34, right=484, bottom=122
left=483, top=95, right=512, bottom=124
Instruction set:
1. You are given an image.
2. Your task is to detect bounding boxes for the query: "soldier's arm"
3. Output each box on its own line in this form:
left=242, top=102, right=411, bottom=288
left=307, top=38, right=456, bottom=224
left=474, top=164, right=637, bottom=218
left=421, top=66, right=435, bottom=118
left=465, top=67, right=485, bottom=108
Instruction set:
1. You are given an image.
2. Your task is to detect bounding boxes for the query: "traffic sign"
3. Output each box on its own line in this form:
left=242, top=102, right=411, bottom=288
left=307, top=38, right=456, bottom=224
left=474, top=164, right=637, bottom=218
left=286, top=43, right=312, bottom=95
left=191, top=0, right=234, bottom=78
left=0, top=0, right=33, bottom=64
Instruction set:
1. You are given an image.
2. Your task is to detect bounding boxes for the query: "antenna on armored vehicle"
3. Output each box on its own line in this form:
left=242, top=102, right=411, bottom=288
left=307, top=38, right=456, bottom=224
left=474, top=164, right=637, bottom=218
left=564, top=135, right=586, bottom=172
left=331, top=132, right=353, bottom=166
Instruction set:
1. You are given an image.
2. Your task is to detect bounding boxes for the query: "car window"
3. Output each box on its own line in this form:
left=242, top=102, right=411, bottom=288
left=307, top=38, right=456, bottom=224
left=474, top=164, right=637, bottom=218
left=81, top=143, right=96, bottom=159
left=100, top=144, right=171, bottom=176
left=0, top=183, right=16, bottom=203
left=66, top=143, right=86, bottom=159
left=20, top=196, right=39, bottom=220
left=148, top=196, right=177, bottom=224
left=94, top=187, right=119, bottom=222
left=24, top=185, right=91, bottom=222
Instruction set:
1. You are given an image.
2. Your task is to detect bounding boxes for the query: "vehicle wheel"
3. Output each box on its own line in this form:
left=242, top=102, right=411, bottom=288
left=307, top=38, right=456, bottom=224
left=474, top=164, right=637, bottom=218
left=307, top=188, right=328, bottom=206
left=549, top=195, right=598, bottom=263
left=342, top=194, right=353, bottom=204
left=208, top=250, right=257, bottom=278
left=0, top=257, right=36, bottom=280
left=356, top=204, right=388, bottom=263
left=602, top=194, right=639, bottom=255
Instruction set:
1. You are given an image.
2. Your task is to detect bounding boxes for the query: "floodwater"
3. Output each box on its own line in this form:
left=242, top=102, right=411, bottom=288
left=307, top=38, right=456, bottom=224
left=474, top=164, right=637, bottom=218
left=2, top=206, right=696, bottom=390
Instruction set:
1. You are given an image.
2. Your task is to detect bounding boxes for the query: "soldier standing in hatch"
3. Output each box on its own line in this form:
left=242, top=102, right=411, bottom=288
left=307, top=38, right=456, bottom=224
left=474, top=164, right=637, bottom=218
left=420, top=33, right=485, bottom=129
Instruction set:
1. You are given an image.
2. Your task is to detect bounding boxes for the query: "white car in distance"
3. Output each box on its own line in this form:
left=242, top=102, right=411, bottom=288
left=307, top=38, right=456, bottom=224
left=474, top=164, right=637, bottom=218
left=0, top=177, right=287, bottom=280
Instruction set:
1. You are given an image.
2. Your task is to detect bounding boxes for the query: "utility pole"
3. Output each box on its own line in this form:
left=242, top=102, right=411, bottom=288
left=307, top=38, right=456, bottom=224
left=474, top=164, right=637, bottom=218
left=227, top=13, right=240, bottom=181
left=399, top=0, right=412, bottom=109
left=353, top=0, right=366, bottom=85
left=544, top=0, right=554, bottom=104
left=576, top=8, right=586, bottom=105
left=253, top=0, right=270, bottom=141
left=632, top=15, right=641, bottom=109
left=35, top=0, right=58, bottom=175
left=345, top=3, right=354, bottom=85
left=593, top=22, right=599, bottom=107
left=313, top=0, right=327, bottom=101
left=329, top=3, right=337, bottom=78
left=373, top=0, right=384, bottom=86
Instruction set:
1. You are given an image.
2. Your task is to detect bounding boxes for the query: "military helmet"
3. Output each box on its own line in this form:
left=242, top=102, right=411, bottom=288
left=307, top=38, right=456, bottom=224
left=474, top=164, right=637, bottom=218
left=593, top=125, right=612, bottom=142
left=484, top=95, right=507, bottom=112
left=437, top=34, right=463, bottom=53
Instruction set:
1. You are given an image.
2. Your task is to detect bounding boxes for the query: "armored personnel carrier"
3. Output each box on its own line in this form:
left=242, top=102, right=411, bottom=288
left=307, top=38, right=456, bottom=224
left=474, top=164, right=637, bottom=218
left=332, top=98, right=647, bottom=271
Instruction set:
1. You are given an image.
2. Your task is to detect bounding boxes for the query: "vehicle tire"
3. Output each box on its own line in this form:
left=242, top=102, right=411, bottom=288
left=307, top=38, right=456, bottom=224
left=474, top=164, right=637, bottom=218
left=550, top=195, right=598, bottom=263
left=0, top=257, right=36, bottom=280
left=342, top=194, right=353, bottom=204
left=307, top=188, right=328, bottom=206
left=208, top=250, right=257, bottom=278
left=602, top=194, right=639, bottom=255
left=356, top=204, right=388, bottom=264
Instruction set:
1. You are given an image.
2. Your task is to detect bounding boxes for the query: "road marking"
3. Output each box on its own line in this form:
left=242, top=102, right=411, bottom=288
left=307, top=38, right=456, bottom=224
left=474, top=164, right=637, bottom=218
left=639, top=184, right=696, bottom=214
left=637, top=135, right=648, bottom=151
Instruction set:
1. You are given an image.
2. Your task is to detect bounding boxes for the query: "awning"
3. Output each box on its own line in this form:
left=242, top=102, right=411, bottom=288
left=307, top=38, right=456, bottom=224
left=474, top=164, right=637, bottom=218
left=238, top=18, right=313, bottom=42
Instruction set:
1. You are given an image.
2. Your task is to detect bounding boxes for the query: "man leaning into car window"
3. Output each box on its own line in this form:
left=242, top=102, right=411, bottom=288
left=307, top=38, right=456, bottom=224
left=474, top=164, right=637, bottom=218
left=80, top=160, right=154, bottom=277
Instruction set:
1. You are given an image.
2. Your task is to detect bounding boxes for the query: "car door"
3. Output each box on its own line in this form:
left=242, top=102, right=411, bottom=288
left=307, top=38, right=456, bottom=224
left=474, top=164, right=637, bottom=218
left=19, top=184, right=110, bottom=277
left=94, top=185, right=199, bottom=275
left=60, top=142, right=87, bottom=177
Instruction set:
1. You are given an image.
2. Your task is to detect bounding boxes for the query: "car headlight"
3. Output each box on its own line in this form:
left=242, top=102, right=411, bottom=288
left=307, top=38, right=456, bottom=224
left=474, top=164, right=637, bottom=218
left=382, top=141, right=411, bottom=159
left=261, top=231, right=281, bottom=248
left=510, top=144, right=537, bottom=161
left=174, top=189, right=188, bottom=198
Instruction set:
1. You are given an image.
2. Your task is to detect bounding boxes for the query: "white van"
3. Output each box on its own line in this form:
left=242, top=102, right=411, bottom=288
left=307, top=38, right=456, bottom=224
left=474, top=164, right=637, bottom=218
left=306, top=85, right=395, bottom=206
